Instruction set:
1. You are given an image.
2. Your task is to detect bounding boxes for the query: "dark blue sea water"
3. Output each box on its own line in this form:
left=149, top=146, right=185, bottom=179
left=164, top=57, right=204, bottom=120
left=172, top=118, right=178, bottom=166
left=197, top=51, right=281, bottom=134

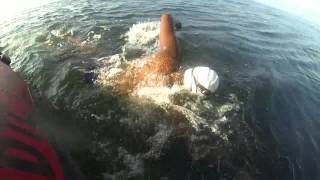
left=0, top=0, right=320, bottom=179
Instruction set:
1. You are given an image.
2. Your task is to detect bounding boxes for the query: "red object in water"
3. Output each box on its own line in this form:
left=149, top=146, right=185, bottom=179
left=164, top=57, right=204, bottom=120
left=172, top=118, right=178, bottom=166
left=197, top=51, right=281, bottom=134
left=0, top=62, right=66, bottom=180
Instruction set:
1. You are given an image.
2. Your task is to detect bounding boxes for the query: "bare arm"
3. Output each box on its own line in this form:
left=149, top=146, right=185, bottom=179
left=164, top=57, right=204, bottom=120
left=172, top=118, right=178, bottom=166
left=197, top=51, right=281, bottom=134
left=142, top=14, right=180, bottom=75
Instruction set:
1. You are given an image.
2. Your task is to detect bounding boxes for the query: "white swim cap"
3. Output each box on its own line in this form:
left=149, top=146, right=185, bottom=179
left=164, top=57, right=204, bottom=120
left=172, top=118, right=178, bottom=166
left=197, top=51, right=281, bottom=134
left=183, top=66, right=219, bottom=94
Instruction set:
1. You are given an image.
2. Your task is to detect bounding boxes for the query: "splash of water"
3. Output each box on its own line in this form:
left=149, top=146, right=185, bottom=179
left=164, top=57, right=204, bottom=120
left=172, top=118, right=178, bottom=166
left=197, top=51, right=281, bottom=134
left=125, top=21, right=160, bottom=47
left=95, top=21, right=243, bottom=136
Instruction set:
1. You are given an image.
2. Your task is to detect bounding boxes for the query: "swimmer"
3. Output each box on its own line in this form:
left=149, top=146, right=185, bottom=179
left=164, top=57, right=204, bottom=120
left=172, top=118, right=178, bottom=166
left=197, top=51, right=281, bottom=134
left=105, top=13, right=219, bottom=95
left=109, top=13, right=183, bottom=94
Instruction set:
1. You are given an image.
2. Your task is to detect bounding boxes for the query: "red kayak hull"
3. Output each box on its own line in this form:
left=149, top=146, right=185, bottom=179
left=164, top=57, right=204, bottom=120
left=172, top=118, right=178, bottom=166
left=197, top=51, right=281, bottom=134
left=0, top=62, right=66, bottom=180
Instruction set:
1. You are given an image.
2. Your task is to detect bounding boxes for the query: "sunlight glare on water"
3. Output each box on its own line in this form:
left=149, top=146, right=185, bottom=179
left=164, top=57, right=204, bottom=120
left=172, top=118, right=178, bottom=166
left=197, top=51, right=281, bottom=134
left=255, top=0, right=320, bottom=26
left=0, top=0, right=53, bottom=22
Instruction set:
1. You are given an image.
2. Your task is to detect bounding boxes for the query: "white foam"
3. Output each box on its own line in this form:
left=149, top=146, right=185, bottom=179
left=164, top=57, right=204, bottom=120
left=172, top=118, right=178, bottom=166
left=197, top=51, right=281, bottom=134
left=50, top=29, right=65, bottom=38
left=94, top=21, right=242, bottom=139
left=217, top=103, right=240, bottom=117
left=47, top=28, right=101, bottom=50
left=171, top=104, right=217, bottom=132
left=123, top=21, right=160, bottom=57
left=98, top=25, right=110, bottom=31
left=95, top=54, right=126, bottom=86
left=134, top=85, right=184, bottom=104
left=109, top=68, right=123, bottom=77
left=96, top=21, right=161, bottom=88
left=125, top=21, right=160, bottom=46
left=87, top=31, right=102, bottom=42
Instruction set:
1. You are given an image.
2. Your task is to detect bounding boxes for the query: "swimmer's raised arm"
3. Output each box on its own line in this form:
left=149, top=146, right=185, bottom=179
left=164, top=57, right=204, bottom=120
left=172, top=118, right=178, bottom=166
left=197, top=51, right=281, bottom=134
left=107, top=13, right=182, bottom=94
left=142, top=13, right=180, bottom=74
left=160, top=14, right=178, bottom=59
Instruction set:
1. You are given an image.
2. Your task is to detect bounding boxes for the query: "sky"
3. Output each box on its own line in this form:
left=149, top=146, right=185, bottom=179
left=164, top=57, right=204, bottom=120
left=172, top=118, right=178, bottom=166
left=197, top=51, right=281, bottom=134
left=255, top=0, right=320, bottom=26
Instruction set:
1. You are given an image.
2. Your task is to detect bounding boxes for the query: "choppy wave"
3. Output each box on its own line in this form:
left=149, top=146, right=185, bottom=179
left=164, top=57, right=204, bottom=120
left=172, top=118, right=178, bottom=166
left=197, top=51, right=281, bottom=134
left=1, top=0, right=320, bottom=179
left=92, top=21, right=256, bottom=179
left=95, top=20, right=242, bottom=129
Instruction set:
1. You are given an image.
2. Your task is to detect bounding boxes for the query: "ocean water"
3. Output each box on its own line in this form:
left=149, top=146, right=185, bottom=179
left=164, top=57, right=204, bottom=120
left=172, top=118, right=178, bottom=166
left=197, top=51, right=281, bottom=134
left=0, top=0, right=320, bottom=179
